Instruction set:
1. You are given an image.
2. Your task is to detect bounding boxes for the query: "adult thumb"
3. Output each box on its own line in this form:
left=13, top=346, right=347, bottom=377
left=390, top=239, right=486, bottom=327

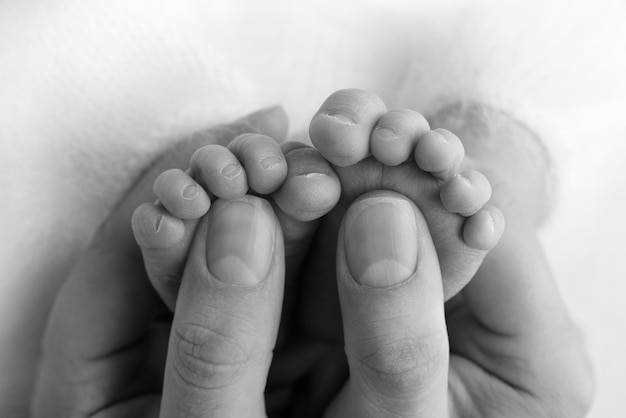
left=160, top=196, right=284, bottom=418
left=328, top=191, right=449, bottom=418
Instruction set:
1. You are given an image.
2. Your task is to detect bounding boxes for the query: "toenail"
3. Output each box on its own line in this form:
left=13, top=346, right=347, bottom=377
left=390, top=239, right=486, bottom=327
left=325, top=112, right=357, bottom=125
left=456, top=173, right=474, bottom=188
left=182, top=184, right=199, bottom=200
left=430, top=130, right=448, bottom=143
left=298, top=171, right=327, bottom=178
left=485, top=211, right=496, bottom=235
left=344, top=196, right=418, bottom=288
left=260, top=156, right=282, bottom=170
left=221, top=164, right=242, bottom=180
left=374, top=127, right=398, bottom=141
left=154, top=214, right=164, bottom=232
left=207, top=199, right=274, bottom=286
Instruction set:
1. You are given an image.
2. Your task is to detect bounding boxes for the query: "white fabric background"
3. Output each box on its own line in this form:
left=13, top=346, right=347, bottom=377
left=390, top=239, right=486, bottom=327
left=1, top=0, right=624, bottom=415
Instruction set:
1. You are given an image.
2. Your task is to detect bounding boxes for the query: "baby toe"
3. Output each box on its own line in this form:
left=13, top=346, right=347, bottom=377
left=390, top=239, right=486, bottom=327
left=415, top=129, right=465, bottom=181
left=273, top=145, right=341, bottom=222
left=132, top=202, right=199, bottom=310
left=370, top=109, right=430, bottom=166
left=463, top=206, right=505, bottom=250
left=227, top=133, right=288, bottom=194
left=190, top=144, right=248, bottom=199
left=309, top=89, right=387, bottom=167
left=440, top=170, right=492, bottom=216
left=131, top=203, right=185, bottom=249
left=153, top=169, right=211, bottom=220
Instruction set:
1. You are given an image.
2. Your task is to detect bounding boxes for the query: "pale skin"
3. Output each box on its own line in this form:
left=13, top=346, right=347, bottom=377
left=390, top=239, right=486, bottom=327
left=32, top=90, right=593, bottom=417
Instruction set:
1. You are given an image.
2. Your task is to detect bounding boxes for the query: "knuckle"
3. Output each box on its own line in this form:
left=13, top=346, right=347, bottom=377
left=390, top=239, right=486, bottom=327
left=171, top=322, right=253, bottom=390
left=356, top=332, right=449, bottom=396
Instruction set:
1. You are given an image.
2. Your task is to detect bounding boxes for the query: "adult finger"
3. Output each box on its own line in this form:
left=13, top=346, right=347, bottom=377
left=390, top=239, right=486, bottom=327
left=160, top=196, right=284, bottom=418
left=327, top=191, right=449, bottom=418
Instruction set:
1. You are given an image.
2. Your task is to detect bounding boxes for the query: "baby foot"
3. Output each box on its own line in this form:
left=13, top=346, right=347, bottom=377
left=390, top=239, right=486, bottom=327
left=132, top=133, right=341, bottom=311
left=302, top=89, right=505, bottom=341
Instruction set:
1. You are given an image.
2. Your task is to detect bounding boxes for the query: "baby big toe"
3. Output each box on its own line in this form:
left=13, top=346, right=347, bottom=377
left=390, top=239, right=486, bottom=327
left=132, top=203, right=196, bottom=310
left=309, top=89, right=387, bottom=167
left=440, top=170, right=492, bottom=217
left=227, top=133, right=288, bottom=194
left=370, top=109, right=430, bottom=166
left=415, top=129, right=465, bottom=181
left=273, top=144, right=341, bottom=222
left=153, top=169, right=211, bottom=220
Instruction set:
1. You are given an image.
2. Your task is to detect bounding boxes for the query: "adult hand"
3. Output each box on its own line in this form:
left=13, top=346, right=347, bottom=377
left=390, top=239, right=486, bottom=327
left=30, top=107, right=298, bottom=417
left=291, top=193, right=595, bottom=417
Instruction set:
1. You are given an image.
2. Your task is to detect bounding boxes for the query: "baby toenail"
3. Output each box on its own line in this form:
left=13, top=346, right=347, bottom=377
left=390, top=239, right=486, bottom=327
left=299, top=171, right=327, bottom=178
left=325, top=112, right=357, bottom=125
left=431, top=130, right=449, bottom=143
left=374, top=127, right=398, bottom=141
left=182, top=184, right=199, bottom=200
left=154, top=214, right=163, bottom=232
left=456, top=173, right=473, bottom=187
left=260, top=156, right=282, bottom=170
left=485, top=211, right=496, bottom=234
left=345, top=196, right=418, bottom=288
left=221, top=164, right=242, bottom=180
left=207, top=199, right=274, bottom=286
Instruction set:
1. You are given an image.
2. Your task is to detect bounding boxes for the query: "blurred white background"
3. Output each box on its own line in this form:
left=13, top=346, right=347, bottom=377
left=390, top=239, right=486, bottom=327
left=1, top=0, right=624, bottom=416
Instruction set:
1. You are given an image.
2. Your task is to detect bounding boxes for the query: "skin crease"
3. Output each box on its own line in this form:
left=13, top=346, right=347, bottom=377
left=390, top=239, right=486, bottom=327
left=1, top=0, right=623, bottom=416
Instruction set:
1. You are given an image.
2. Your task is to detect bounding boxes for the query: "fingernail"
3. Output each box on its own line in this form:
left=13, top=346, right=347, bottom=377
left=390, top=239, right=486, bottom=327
left=374, top=127, right=398, bottom=141
left=182, top=184, right=199, bottom=200
left=260, top=156, right=282, bottom=170
left=345, top=196, right=418, bottom=288
left=206, top=199, right=274, bottom=286
left=221, top=164, right=242, bottom=180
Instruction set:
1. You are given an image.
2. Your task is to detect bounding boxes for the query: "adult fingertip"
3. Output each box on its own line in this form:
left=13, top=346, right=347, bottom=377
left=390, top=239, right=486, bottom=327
left=206, top=197, right=276, bottom=286
left=344, top=194, right=418, bottom=287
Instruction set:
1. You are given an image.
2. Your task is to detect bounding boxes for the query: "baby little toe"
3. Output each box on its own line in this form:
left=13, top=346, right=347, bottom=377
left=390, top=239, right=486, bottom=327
left=440, top=170, right=492, bottom=217
left=415, top=129, right=465, bottom=181
left=132, top=202, right=198, bottom=310
left=309, top=89, right=387, bottom=167
left=463, top=206, right=505, bottom=251
left=370, top=109, right=430, bottom=166
left=131, top=203, right=185, bottom=250
left=227, top=133, right=288, bottom=194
